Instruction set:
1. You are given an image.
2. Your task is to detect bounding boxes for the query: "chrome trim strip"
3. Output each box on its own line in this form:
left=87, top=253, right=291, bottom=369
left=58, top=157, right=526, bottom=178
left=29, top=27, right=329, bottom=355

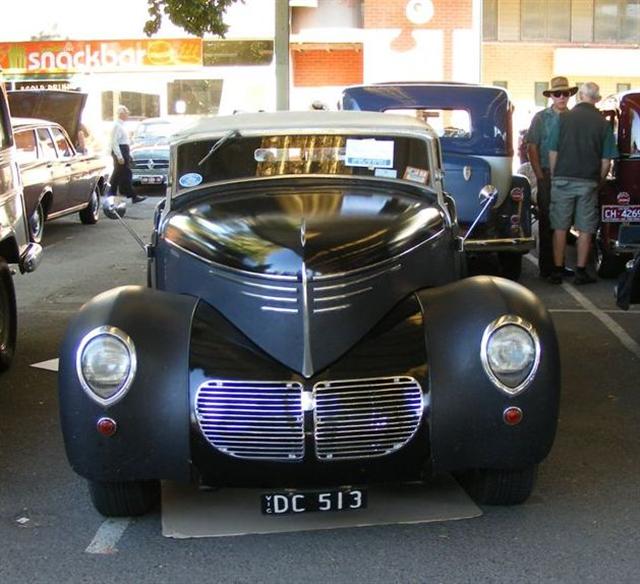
left=313, top=265, right=400, bottom=291
left=463, top=237, right=535, bottom=253
left=75, top=326, right=137, bottom=408
left=314, top=287, right=372, bottom=302
left=301, top=263, right=313, bottom=378
left=47, top=203, right=89, bottom=220
left=313, top=304, right=350, bottom=314
left=241, top=291, right=298, bottom=302
left=480, top=315, right=541, bottom=396
left=260, top=306, right=299, bottom=313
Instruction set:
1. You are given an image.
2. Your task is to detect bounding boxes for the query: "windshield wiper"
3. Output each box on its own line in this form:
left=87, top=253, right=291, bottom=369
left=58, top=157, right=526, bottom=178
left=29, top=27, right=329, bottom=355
left=198, top=129, right=241, bottom=166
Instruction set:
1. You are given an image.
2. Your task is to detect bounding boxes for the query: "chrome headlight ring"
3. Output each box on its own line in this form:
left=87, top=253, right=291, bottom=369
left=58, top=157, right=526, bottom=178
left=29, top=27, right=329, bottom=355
left=75, top=325, right=137, bottom=407
left=480, top=315, right=541, bottom=396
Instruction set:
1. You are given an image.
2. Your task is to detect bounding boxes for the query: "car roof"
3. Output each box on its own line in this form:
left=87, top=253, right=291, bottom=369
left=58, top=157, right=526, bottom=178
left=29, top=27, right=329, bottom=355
left=11, top=116, right=61, bottom=129
left=172, top=110, right=438, bottom=143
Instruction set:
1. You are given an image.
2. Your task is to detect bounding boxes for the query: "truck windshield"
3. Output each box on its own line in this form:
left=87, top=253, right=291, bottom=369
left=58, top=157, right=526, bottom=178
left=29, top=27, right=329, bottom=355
left=175, top=133, right=431, bottom=193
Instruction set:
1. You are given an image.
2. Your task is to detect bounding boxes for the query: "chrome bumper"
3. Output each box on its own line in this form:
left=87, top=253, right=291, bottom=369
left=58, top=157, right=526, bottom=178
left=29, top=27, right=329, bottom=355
left=19, top=243, right=43, bottom=273
left=463, top=237, right=535, bottom=253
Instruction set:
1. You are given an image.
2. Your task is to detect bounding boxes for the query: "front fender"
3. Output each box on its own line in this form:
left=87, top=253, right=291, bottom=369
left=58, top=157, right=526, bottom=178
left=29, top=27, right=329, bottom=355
left=58, top=285, right=198, bottom=482
left=417, top=276, right=560, bottom=472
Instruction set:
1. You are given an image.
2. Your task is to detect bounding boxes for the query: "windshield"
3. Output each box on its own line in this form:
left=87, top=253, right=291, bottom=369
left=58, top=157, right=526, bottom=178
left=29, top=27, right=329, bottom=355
left=133, top=120, right=185, bottom=145
left=175, top=133, right=432, bottom=193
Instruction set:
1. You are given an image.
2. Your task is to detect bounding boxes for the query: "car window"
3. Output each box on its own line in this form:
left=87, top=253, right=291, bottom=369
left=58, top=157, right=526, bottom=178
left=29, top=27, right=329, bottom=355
left=385, top=108, right=472, bottom=140
left=50, top=127, right=74, bottom=158
left=0, top=92, right=11, bottom=149
left=176, top=133, right=432, bottom=193
left=14, top=129, right=38, bottom=164
left=36, top=128, right=58, bottom=161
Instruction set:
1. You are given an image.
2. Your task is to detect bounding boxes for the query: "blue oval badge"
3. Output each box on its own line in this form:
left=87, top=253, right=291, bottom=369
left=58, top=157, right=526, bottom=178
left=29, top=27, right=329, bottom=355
left=179, top=173, right=203, bottom=188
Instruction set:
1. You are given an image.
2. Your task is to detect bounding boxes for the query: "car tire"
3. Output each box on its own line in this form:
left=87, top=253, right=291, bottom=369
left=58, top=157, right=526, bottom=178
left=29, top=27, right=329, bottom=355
left=0, top=259, right=17, bottom=372
left=88, top=479, right=160, bottom=517
left=29, top=202, right=45, bottom=244
left=497, top=252, right=522, bottom=281
left=79, top=185, right=100, bottom=225
left=456, top=465, right=537, bottom=506
left=595, top=230, right=627, bottom=279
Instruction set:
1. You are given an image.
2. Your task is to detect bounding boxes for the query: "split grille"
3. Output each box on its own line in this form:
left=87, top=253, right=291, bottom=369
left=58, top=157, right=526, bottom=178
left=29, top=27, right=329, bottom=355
left=195, top=376, right=424, bottom=462
left=195, top=380, right=305, bottom=461
left=314, top=377, right=424, bottom=460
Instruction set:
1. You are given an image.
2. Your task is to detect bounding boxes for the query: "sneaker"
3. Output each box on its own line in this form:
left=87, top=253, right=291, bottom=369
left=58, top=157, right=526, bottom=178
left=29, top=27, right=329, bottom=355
left=130, top=195, right=147, bottom=204
left=561, top=266, right=575, bottom=278
left=574, top=270, right=597, bottom=285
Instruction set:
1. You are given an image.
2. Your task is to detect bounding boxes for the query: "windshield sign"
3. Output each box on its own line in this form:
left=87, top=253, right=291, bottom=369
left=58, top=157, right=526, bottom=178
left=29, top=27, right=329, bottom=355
left=176, top=133, right=430, bottom=193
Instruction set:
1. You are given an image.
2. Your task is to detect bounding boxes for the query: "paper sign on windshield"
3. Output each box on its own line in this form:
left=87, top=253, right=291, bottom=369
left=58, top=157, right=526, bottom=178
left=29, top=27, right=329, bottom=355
left=345, top=139, right=394, bottom=169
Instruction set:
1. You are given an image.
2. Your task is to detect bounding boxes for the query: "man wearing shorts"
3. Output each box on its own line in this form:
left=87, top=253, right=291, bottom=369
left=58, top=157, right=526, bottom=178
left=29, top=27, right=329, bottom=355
left=548, top=82, right=618, bottom=285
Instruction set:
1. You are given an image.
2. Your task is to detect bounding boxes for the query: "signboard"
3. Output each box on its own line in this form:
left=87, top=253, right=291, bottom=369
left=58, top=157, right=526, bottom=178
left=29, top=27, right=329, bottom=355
left=0, top=39, right=202, bottom=73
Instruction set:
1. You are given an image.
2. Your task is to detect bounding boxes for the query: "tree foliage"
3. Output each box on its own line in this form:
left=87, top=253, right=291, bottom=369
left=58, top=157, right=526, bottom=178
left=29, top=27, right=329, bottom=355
left=144, top=0, right=243, bottom=38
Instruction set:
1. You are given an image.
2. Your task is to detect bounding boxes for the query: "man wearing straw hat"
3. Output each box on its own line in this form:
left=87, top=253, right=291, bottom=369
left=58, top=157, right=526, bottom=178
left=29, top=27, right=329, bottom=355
left=526, top=76, right=577, bottom=280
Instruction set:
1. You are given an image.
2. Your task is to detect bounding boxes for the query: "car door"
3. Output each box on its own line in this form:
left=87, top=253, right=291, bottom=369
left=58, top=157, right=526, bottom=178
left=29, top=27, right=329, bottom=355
left=50, top=126, right=89, bottom=209
left=36, top=127, right=70, bottom=215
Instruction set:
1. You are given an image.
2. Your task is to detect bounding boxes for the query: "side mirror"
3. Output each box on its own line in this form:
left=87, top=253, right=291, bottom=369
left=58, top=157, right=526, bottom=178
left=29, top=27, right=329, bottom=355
left=102, top=195, right=127, bottom=220
left=478, top=184, right=498, bottom=204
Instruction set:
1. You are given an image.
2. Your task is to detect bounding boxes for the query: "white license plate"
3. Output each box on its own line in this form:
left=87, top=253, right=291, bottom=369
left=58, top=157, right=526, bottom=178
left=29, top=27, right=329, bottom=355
left=602, top=205, right=640, bottom=222
left=261, top=488, right=367, bottom=515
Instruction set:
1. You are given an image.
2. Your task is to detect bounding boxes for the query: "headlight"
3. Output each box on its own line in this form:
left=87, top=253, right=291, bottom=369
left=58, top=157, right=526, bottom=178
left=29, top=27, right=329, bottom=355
left=76, top=326, right=136, bottom=406
left=481, top=316, right=540, bottom=395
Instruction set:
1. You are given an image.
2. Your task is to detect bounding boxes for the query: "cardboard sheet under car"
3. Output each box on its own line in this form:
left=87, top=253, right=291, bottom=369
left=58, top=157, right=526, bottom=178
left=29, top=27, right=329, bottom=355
left=161, top=474, right=482, bottom=539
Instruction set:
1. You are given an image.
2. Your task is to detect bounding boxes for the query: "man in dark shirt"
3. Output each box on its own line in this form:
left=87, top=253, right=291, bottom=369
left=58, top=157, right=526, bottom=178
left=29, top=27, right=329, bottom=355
left=548, top=82, right=618, bottom=285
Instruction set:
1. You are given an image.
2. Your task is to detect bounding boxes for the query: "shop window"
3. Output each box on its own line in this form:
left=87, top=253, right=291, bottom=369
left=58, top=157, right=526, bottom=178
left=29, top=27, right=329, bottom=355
left=167, top=79, right=223, bottom=115
left=14, top=129, right=38, bottom=164
left=493, top=81, right=508, bottom=89
left=618, top=83, right=632, bottom=92
left=101, top=91, right=160, bottom=121
left=203, top=41, right=273, bottom=66
left=535, top=82, right=549, bottom=108
left=0, top=94, right=11, bottom=149
left=595, top=0, right=640, bottom=43
left=483, top=0, right=498, bottom=41
left=521, top=0, right=570, bottom=41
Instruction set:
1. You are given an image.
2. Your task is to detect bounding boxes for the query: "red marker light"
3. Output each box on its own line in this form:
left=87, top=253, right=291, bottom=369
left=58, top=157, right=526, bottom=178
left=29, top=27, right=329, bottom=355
left=503, top=407, right=523, bottom=426
left=97, top=417, right=117, bottom=437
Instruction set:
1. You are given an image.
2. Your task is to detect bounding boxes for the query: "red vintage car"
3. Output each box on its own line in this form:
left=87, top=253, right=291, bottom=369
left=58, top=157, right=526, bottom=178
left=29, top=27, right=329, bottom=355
left=597, top=92, right=640, bottom=277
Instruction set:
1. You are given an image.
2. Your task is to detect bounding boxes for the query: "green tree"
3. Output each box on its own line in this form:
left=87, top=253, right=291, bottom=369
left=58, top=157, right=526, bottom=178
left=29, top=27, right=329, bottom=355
left=144, top=0, right=243, bottom=38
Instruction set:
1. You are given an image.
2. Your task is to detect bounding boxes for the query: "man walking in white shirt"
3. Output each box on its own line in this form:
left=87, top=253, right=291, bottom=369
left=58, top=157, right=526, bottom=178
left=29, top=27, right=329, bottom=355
left=107, top=105, right=146, bottom=204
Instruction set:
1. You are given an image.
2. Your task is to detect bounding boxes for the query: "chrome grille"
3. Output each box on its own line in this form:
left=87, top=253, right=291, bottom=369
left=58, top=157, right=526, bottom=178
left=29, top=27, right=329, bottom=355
left=195, top=380, right=304, bottom=461
left=131, top=158, right=169, bottom=170
left=313, top=376, right=423, bottom=460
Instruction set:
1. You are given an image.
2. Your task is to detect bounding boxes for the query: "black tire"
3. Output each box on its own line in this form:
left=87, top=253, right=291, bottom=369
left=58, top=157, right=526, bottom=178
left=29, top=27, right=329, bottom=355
left=29, top=201, right=45, bottom=244
left=88, top=479, right=160, bottom=517
left=497, top=252, right=523, bottom=281
left=79, top=184, right=100, bottom=225
left=595, top=231, right=627, bottom=279
left=0, top=259, right=17, bottom=372
left=456, top=465, right=537, bottom=506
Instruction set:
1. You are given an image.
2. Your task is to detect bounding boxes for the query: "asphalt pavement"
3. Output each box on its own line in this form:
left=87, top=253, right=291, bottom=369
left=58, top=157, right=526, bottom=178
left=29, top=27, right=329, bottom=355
left=1, top=199, right=639, bottom=583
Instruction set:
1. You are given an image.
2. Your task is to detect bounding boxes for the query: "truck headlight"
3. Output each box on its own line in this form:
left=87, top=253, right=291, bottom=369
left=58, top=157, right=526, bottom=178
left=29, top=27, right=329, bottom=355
left=76, top=326, right=136, bottom=406
left=481, top=316, right=540, bottom=395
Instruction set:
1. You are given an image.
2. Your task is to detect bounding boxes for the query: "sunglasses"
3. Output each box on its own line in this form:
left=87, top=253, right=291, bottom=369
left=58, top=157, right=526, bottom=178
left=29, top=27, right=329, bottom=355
left=551, top=91, right=571, bottom=98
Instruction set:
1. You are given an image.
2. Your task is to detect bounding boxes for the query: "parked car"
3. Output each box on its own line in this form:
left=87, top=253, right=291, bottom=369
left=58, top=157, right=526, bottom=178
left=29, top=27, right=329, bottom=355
left=130, top=117, right=194, bottom=190
left=597, top=91, right=640, bottom=278
left=0, top=81, right=42, bottom=371
left=340, top=82, right=534, bottom=280
left=58, top=111, right=560, bottom=517
left=7, top=90, right=108, bottom=243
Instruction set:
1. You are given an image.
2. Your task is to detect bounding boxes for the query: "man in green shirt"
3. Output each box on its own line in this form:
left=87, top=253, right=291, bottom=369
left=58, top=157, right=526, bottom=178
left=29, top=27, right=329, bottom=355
left=526, top=76, right=576, bottom=279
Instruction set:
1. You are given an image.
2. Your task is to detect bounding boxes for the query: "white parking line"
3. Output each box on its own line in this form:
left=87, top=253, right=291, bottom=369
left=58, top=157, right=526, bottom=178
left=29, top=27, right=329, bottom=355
left=524, top=255, right=640, bottom=359
left=85, top=518, right=132, bottom=554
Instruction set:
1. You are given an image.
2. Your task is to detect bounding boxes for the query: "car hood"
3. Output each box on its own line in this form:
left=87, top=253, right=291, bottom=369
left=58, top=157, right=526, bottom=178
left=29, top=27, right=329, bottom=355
left=131, top=144, right=169, bottom=159
left=7, top=90, right=86, bottom=142
left=164, top=180, right=445, bottom=278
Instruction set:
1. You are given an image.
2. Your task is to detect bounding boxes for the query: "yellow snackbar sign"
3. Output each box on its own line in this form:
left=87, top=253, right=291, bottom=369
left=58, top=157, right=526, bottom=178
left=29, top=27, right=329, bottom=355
left=0, top=39, right=202, bottom=73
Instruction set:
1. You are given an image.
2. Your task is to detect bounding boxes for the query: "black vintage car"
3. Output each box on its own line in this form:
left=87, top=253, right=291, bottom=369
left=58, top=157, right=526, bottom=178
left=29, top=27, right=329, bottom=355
left=58, top=111, right=560, bottom=517
left=8, top=91, right=107, bottom=243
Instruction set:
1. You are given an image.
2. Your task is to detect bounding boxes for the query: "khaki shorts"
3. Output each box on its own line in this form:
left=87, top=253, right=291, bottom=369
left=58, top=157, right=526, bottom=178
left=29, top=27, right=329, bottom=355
left=550, top=178, right=599, bottom=233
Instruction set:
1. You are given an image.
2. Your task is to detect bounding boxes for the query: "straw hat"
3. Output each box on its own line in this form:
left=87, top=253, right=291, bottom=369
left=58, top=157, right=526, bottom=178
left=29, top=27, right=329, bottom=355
left=543, top=76, right=578, bottom=97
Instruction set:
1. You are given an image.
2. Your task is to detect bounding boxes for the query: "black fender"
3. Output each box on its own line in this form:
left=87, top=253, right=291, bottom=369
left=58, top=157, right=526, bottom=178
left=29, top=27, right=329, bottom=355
left=417, top=275, right=560, bottom=472
left=58, top=286, right=198, bottom=482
